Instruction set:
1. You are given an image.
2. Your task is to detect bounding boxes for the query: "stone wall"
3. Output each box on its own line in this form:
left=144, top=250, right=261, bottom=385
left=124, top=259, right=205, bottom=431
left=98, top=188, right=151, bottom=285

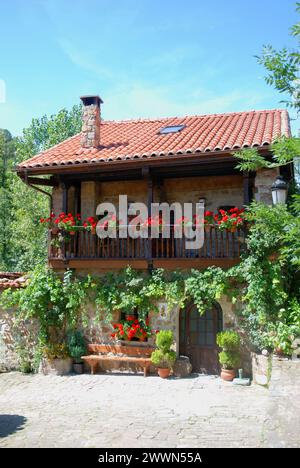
left=0, top=305, right=38, bottom=372
left=254, top=168, right=279, bottom=205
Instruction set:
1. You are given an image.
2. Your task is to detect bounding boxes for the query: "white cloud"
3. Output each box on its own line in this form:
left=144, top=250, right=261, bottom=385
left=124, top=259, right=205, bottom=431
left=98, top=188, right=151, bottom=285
left=57, top=38, right=114, bottom=80
left=103, top=83, right=270, bottom=121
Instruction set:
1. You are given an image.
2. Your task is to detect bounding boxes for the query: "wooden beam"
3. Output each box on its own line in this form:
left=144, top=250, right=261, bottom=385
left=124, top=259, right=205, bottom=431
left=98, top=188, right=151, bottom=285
left=61, top=183, right=68, bottom=213
left=49, top=259, right=149, bottom=270
left=153, top=258, right=240, bottom=270
left=20, top=176, right=58, bottom=187
left=16, top=147, right=273, bottom=177
left=243, top=172, right=250, bottom=205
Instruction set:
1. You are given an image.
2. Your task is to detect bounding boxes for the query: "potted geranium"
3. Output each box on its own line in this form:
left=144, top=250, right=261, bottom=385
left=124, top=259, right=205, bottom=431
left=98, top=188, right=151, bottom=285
left=151, top=330, right=176, bottom=378
left=216, top=208, right=245, bottom=232
left=111, top=316, right=153, bottom=342
left=203, top=210, right=215, bottom=232
left=83, top=216, right=98, bottom=234
left=216, top=330, right=241, bottom=381
left=56, top=212, right=82, bottom=235
left=40, top=212, right=58, bottom=234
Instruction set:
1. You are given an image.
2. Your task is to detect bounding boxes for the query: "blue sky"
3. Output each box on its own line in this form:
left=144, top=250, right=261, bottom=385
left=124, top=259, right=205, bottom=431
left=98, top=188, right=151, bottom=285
left=0, top=0, right=299, bottom=136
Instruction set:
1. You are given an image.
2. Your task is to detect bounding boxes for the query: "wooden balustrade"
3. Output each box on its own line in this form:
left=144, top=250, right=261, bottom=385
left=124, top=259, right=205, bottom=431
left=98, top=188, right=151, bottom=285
left=49, top=227, right=246, bottom=261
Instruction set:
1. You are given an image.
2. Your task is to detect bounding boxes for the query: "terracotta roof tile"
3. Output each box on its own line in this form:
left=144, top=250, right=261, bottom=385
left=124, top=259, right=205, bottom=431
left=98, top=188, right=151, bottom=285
left=0, top=272, right=26, bottom=289
left=17, top=109, right=291, bottom=171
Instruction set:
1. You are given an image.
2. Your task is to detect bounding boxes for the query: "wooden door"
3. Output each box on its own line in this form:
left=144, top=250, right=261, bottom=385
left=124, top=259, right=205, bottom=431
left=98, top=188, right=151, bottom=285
left=180, top=303, right=223, bottom=374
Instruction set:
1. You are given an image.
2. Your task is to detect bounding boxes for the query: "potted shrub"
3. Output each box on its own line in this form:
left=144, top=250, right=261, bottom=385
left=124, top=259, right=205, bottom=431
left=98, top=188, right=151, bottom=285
left=39, top=343, right=72, bottom=376
left=67, top=330, right=87, bottom=374
left=216, top=330, right=241, bottom=381
left=151, top=330, right=176, bottom=378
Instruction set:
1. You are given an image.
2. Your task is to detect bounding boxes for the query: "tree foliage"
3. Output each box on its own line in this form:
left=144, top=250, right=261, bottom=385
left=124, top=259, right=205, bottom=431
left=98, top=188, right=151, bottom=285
left=0, top=105, right=82, bottom=271
left=256, top=3, right=300, bottom=111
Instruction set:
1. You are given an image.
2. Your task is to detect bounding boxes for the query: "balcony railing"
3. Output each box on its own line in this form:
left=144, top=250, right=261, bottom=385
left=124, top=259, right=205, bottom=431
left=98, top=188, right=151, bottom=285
left=49, top=227, right=246, bottom=261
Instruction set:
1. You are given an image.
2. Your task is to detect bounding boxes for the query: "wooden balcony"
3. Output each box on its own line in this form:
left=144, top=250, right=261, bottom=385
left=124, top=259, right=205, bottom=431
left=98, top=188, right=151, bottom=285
left=49, top=227, right=246, bottom=270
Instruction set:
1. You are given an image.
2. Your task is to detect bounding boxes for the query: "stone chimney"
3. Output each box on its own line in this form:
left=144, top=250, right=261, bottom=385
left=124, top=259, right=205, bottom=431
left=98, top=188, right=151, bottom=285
left=80, top=95, right=103, bottom=148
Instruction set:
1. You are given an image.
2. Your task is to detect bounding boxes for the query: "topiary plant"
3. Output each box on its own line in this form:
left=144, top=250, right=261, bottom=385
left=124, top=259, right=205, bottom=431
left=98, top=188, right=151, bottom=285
left=151, top=330, right=176, bottom=369
left=216, top=330, right=241, bottom=370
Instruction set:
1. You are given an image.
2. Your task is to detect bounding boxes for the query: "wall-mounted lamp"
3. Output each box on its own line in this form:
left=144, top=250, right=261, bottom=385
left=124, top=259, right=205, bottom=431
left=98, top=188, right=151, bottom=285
left=271, top=176, right=288, bottom=205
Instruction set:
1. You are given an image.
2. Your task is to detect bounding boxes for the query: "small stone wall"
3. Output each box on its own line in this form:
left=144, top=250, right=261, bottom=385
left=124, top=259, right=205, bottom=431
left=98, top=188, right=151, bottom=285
left=0, top=306, right=38, bottom=372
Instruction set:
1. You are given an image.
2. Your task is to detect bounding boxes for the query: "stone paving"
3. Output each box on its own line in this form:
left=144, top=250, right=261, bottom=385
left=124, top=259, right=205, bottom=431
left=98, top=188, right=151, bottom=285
left=0, top=371, right=296, bottom=448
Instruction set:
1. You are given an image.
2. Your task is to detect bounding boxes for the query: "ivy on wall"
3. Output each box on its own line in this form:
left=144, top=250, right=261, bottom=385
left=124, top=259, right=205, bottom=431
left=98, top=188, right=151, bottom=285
left=1, top=201, right=300, bottom=358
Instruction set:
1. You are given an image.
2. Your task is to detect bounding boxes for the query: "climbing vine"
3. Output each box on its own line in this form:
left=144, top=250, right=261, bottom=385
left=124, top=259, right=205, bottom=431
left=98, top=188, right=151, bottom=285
left=1, top=200, right=300, bottom=358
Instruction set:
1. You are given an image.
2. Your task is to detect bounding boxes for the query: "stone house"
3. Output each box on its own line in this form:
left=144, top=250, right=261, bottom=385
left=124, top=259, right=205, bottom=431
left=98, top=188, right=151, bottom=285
left=13, top=95, right=293, bottom=375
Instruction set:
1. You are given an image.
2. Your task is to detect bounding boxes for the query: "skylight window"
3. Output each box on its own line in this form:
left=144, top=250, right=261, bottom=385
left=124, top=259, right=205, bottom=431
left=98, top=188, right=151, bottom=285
left=159, top=125, right=186, bottom=135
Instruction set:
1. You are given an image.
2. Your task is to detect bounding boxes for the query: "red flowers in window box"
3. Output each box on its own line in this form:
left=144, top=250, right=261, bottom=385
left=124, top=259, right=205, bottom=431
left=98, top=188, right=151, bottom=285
left=214, top=207, right=245, bottom=231
left=111, top=316, right=155, bottom=342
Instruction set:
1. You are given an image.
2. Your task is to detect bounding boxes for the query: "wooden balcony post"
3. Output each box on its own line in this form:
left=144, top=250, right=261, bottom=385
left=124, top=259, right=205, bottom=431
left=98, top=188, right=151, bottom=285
left=243, top=172, right=250, bottom=206
left=143, top=167, right=154, bottom=270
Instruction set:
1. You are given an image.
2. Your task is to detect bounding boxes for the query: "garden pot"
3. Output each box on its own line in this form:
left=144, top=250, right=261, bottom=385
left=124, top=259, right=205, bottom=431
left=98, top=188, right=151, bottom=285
left=204, top=226, right=211, bottom=234
left=73, top=362, right=84, bottom=374
left=220, top=368, right=236, bottom=381
left=39, top=358, right=72, bottom=376
left=91, top=227, right=96, bottom=235
left=274, top=347, right=284, bottom=357
left=51, top=227, right=59, bottom=235
left=157, top=368, right=171, bottom=379
left=230, top=227, right=237, bottom=233
left=268, top=252, right=279, bottom=262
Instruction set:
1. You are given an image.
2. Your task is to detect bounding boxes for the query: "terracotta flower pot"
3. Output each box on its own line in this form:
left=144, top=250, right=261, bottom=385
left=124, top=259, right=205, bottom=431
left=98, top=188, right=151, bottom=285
left=157, top=368, right=171, bottom=379
left=51, top=227, right=59, bottom=235
left=268, top=253, right=279, bottom=262
left=274, top=347, right=284, bottom=357
left=220, top=368, right=236, bottom=381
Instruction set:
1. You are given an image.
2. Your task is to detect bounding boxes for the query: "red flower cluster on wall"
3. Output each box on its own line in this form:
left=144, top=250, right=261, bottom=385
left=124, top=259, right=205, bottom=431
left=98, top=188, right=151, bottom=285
left=110, top=316, right=156, bottom=341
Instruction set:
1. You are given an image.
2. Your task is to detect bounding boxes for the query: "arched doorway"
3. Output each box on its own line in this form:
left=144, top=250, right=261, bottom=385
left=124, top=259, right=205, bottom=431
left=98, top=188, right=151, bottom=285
left=179, top=303, right=223, bottom=374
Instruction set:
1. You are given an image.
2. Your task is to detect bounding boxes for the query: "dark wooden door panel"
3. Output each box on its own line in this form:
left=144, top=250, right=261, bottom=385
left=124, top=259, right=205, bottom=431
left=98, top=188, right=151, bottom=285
left=180, top=304, right=222, bottom=374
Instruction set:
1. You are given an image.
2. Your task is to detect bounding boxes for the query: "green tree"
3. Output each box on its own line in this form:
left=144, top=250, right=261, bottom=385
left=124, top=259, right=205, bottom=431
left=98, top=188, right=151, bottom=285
left=0, top=129, right=15, bottom=270
left=1, top=104, right=82, bottom=272
left=236, top=3, right=300, bottom=180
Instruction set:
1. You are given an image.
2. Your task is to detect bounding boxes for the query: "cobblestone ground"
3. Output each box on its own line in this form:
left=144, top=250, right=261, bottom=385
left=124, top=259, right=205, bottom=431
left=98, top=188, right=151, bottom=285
left=0, top=371, right=294, bottom=448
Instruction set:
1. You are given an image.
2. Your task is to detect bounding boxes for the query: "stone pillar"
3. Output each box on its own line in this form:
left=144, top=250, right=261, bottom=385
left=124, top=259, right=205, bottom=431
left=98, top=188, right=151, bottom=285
left=80, top=95, right=103, bottom=148
left=254, top=168, right=279, bottom=205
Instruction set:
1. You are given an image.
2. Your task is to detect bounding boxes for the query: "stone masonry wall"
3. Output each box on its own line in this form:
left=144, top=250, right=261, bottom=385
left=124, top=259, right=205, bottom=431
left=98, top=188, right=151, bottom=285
left=0, top=304, right=38, bottom=372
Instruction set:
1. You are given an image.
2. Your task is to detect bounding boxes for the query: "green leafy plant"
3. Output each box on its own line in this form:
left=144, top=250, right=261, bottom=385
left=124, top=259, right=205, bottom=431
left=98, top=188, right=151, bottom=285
left=67, top=330, right=87, bottom=363
left=1, top=266, right=92, bottom=350
left=217, top=330, right=241, bottom=370
left=41, top=343, right=70, bottom=360
left=151, top=330, right=176, bottom=369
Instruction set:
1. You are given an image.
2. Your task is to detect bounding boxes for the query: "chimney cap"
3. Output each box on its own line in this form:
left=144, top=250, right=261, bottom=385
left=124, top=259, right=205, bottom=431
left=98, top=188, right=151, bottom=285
left=80, top=95, right=103, bottom=106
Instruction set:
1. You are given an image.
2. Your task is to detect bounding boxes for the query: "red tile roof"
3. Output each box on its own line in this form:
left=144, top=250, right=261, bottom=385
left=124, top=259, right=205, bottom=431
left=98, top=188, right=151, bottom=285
left=17, top=109, right=291, bottom=171
left=0, top=272, right=26, bottom=289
